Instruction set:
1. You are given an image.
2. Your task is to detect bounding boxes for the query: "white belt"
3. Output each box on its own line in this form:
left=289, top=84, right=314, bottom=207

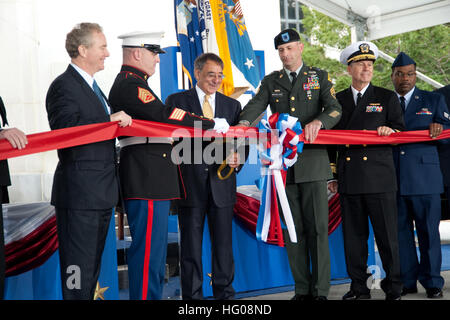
left=119, top=136, right=173, bottom=148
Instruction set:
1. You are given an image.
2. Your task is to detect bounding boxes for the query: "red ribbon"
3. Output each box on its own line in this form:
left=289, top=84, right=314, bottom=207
left=0, top=119, right=449, bottom=161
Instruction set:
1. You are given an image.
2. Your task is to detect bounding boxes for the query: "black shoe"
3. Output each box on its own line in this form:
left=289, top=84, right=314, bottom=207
left=426, top=288, right=443, bottom=299
left=385, top=293, right=401, bottom=300
left=313, top=296, right=328, bottom=301
left=401, top=287, right=418, bottom=296
left=291, top=294, right=312, bottom=301
left=342, top=290, right=371, bottom=300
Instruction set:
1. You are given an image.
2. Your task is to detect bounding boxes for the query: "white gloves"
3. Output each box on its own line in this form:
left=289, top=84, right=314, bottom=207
left=213, top=118, right=230, bottom=134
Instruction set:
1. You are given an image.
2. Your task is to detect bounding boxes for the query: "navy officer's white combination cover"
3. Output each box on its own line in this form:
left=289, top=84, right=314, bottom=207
left=340, top=41, right=379, bottom=65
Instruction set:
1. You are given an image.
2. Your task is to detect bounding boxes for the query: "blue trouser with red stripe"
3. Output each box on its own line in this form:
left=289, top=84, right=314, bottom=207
left=125, top=199, right=169, bottom=300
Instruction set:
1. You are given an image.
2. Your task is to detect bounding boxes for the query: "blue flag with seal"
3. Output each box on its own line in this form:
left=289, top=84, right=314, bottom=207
left=222, top=0, right=260, bottom=90
left=174, top=0, right=204, bottom=88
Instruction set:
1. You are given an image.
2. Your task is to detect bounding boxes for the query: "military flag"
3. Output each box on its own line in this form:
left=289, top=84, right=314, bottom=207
left=176, top=0, right=260, bottom=96
left=222, top=0, right=260, bottom=90
left=174, top=0, right=204, bottom=88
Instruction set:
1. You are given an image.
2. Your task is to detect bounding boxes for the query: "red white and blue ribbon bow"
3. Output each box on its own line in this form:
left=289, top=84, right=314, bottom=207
left=256, top=113, right=303, bottom=245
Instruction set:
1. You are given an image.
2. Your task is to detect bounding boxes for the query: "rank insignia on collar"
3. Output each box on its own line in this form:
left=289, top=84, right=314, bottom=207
left=138, top=87, right=155, bottom=104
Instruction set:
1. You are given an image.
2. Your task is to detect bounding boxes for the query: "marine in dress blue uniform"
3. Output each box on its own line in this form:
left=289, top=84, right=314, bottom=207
left=391, top=52, right=450, bottom=298
left=109, top=32, right=229, bottom=300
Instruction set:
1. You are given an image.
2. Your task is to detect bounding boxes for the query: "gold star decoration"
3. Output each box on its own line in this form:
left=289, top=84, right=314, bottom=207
left=93, top=281, right=109, bottom=300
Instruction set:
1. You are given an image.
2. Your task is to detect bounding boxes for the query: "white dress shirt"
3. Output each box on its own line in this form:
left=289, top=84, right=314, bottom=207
left=70, top=62, right=110, bottom=114
left=395, top=86, right=415, bottom=111
left=351, top=83, right=370, bottom=105
left=195, top=85, right=216, bottom=117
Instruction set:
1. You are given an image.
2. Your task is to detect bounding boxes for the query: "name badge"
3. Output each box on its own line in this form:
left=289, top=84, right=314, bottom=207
left=271, top=89, right=284, bottom=98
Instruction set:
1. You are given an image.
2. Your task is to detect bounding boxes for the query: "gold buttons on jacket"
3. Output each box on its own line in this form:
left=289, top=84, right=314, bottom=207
left=291, top=96, right=295, bottom=101
left=291, top=107, right=296, bottom=112
left=163, top=153, right=167, bottom=158
left=346, top=157, right=351, bottom=161
left=363, top=156, right=368, bottom=161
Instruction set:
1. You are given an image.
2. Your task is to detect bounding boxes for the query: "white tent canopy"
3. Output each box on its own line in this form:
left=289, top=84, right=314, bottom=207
left=299, top=0, right=450, bottom=41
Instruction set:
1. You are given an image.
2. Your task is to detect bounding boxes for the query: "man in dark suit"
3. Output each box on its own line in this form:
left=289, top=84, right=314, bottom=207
left=109, top=33, right=230, bottom=300
left=165, top=53, right=242, bottom=300
left=238, top=29, right=342, bottom=300
left=46, top=22, right=132, bottom=300
left=434, top=85, right=450, bottom=217
left=391, top=52, right=450, bottom=298
left=328, top=41, right=405, bottom=300
left=0, top=101, right=27, bottom=299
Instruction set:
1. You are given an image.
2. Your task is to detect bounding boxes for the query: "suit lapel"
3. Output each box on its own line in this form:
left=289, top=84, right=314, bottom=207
left=67, top=65, right=109, bottom=116
left=347, top=83, right=373, bottom=125
left=293, top=65, right=308, bottom=93
left=405, top=87, right=421, bottom=113
left=214, top=92, right=225, bottom=119
left=188, top=88, right=204, bottom=116
left=403, top=87, right=422, bottom=125
left=274, top=69, right=293, bottom=92
left=340, top=87, right=356, bottom=127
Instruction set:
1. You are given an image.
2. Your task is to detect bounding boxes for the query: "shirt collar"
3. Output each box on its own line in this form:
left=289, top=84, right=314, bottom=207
left=71, top=62, right=95, bottom=88
left=284, top=63, right=303, bottom=81
left=351, top=83, right=370, bottom=98
left=195, top=85, right=216, bottom=103
left=395, top=86, right=415, bottom=107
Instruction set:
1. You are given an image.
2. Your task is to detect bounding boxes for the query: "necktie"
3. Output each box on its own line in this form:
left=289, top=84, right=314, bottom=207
left=290, top=72, right=297, bottom=87
left=400, top=96, right=406, bottom=113
left=93, top=80, right=109, bottom=115
left=356, top=92, right=362, bottom=106
left=202, top=94, right=214, bottom=119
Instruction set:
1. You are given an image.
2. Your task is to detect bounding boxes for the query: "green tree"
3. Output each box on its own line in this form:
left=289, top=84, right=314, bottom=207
left=300, top=5, right=450, bottom=92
